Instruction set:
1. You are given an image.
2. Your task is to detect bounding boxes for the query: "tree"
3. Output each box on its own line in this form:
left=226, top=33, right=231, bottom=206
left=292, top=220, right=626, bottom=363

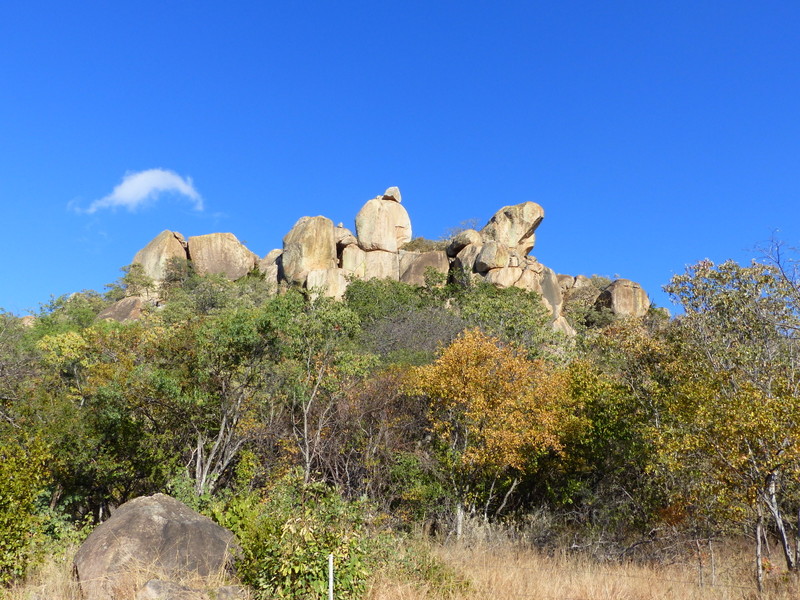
left=409, top=329, right=577, bottom=536
left=663, top=258, right=800, bottom=588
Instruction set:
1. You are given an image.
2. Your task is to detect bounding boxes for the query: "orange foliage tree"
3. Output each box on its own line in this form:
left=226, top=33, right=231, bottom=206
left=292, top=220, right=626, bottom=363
left=408, top=328, right=579, bottom=536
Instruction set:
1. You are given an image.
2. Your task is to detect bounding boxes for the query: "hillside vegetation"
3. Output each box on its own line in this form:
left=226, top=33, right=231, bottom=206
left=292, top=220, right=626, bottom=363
left=2, top=242, right=800, bottom=597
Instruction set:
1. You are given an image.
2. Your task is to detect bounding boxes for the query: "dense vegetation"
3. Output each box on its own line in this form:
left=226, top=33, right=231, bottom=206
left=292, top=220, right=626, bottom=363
left=2, top=244, right=800, bottom=594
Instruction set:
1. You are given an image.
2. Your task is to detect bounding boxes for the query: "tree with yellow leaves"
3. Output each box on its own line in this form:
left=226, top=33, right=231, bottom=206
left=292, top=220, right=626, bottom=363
left=663, top=258, right=800, bottom=589
left=409, top=328, right=578, bottom=537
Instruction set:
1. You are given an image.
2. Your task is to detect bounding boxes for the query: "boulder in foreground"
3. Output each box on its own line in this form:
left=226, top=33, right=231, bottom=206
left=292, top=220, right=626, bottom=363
left=74, top=494, right=240, bottom=600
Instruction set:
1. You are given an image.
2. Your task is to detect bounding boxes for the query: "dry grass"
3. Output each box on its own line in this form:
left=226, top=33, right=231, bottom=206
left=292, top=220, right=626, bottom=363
left=6, top=538, right=800, bottom=600
left=369, top=540, right=800, bottom=600
left=1, top=544, right=246, bottom=600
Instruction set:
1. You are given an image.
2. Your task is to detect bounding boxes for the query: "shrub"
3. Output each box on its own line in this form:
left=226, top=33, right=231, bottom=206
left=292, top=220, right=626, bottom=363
left=0, top=432, right=51, bottom=585
left=212, top=470, right=374, bottom=599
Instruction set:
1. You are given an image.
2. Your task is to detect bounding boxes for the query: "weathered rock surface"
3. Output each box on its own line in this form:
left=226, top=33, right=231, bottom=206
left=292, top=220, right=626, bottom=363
left=484, top=266, right=523, bottom=288
left=188, top=233, right=258, bottom=280
left=341, top=244, right=367, bottom=278
left=399, top=251, right=450, bottom=286
left=453, top=244, right=483, bottom=274
left=355, top=197, right=412, bottom=252
left=364, top=250, right=400, bottom=280
left=74, top=494, right=240, bottom=600
left=334, top=226, right=358, bottom=251
left=135, top=579, right=245, bottom=600
left=133, top=231, right=188, bottom=283
left=382, top=186, right=402, bottom=203
left=594, top=278, right=651, bottom=317
left=475, top=241, right=510, bottom=273
left=306, top=267, right=350, bottom=300
left=96, top=296, right=146, bottom=323
left=445, top=229, right=482, bottom=258
left=281, top=216, right=337, bottom=285
left=126, top=187, right=655, bottom=338
left=480, top=202, right=544, bottom=256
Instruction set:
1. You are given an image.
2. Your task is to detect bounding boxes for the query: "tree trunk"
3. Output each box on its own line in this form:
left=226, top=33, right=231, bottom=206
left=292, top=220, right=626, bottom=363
left=455, top=502, right=465, bottom=540
left=756, top=508, right=765, bottom=594
left=763, top=473, right=796, bottom=571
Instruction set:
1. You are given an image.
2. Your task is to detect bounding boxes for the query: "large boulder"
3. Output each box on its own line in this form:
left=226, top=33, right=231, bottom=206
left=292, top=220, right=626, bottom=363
left=306, top=267, right=350, bottom=300
left=453, top=244, right=483, bottom=275
left=281, top=216, right=337, bottom=285
left=74, top=494, right=240, bottom=600
left=474, top=241, right=510, bottom=273
left=133, top=231, right=188, bottom=284
left=445, top=229, right=482, bottom=258
left=340, top=244, right=367, bottom=278
left=355, top=196, right=412, bottom=252
left=96, top=296, right=146, bottom=323
left=595, top=279, right=651, bottom=317
left=399, top=251, right=450, bottom=286
left=480, top=202, right=544, bottom=256
left=188, top=233, right=258, bottom=280
left=364, top=250, right=400, bottom=280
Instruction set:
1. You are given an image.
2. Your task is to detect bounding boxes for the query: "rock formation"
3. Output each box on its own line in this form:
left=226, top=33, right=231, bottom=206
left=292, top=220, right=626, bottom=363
left=125, top=186, right=651, bottom=331
left=188, top=233, right=258, bottom=280
left=132, top=230, right=188, bottom=284
left=74, top=494, right=240, bottom=600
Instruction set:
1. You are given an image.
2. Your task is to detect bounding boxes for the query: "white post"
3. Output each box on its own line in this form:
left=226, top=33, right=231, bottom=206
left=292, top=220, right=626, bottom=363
left=328, top=553, right=334, bottom=600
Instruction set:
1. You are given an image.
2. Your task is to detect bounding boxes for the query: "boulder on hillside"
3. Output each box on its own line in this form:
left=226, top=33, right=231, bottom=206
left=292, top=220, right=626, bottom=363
left=281, top=216, right=337, bottom=285
left=306, top=267, right=350, bottom=300
left=334, top=226, right=358, bottom=251
left=96, top=296, right=146, bottom=323
left=453, top=244, right=483, bottom=275
left=480, top=202, right=544, bottom=256
left=399, top=250, right=450, bottom=286
left=484, top=266, right=523, bottom=288
left=341, top=244, right=367, bottom=278
left=382, top=186, right=402, bottom=203
left=188, top=233, right=258, bottom=280
left=364, top=250, right=400, bottom=280
left=445, top=229, right=482, bottom=258
left=74, top=494, right=240, bottom=600
left=355, top=196, right=412, bottom=252
left=133, top=231, right=189, bottom=284
left=474, top=241, right=510, bottom=273
left=594, top=278, right=651, bottom=317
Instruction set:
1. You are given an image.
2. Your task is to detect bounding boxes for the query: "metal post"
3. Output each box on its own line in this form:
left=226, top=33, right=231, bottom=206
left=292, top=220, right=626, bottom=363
left=328, top=553, right=334, bottom=600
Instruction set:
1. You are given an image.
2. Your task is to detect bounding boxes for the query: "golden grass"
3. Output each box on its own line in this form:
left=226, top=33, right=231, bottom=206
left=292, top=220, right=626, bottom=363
left=1, top=544, right=246, bottom=600
left=369, top=540, right=800, bottom=600
left=5, top=537, right=800, bottom=600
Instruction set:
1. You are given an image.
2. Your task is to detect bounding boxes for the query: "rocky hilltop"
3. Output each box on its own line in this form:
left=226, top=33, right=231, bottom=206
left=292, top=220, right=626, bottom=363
left=125, top=187, right=651, bottom=333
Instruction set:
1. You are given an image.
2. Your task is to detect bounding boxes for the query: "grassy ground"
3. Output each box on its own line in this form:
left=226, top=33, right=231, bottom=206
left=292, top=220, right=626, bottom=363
left=369, top=541, right=799, bottom=600
left=6, top=538, right=800, bottom=599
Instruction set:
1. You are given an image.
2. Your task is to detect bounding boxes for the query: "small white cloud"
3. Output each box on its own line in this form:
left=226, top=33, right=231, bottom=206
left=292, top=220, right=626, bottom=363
left=83, top=168, right=203, bottom=214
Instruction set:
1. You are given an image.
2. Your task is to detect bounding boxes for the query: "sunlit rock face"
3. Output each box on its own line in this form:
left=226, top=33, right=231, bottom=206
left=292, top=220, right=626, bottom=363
left=125, top=187, right=651, bottom=336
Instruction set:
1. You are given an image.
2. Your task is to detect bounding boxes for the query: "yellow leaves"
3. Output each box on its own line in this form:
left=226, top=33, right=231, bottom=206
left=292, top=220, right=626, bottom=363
left=408, top=328, right=573, bottom=475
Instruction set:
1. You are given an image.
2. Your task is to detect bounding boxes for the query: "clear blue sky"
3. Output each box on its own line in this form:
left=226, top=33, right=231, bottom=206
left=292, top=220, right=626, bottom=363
left=2, top=1, right=798, bottom=315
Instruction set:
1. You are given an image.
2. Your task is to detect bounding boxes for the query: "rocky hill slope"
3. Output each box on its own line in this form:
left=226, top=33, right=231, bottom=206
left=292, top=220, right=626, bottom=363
left=121, top=187, right=651, bottom=333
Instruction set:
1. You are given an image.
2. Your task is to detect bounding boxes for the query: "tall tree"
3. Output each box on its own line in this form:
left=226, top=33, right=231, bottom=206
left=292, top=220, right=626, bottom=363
left=663, top=258, right=800, bottom=588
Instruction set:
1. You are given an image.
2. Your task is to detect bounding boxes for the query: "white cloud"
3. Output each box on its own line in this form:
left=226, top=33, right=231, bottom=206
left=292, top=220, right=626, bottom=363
left=83, top=168, right=203, bottom=214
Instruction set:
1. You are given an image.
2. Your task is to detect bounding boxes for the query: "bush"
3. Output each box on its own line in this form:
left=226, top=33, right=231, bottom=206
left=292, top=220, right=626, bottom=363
left=212, top=470, right=374, bottom=599
left=0, top=431, right=51, bottom=585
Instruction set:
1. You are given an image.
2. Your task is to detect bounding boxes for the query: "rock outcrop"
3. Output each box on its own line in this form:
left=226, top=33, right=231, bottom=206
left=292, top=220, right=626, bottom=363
left=594, top=278, right=651, bottom=318
left=74, top=494, right=240, bottom=600
left=97, top=296, right=146, bottom=322
left=124, top=186, right=652, bottom=333
left=133, top=230, right=188, bottom=284
left=188, top=233, right=258, bottom=280
left=281, top=216, right=338, bottom=285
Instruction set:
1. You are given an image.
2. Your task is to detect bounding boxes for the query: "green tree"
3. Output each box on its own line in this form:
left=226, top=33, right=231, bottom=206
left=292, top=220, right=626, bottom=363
left=663, top=258, right=800, bottom=587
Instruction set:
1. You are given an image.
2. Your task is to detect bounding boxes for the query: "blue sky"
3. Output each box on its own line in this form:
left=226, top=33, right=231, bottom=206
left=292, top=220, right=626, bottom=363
left=2, top=1, right=798, bottom=315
